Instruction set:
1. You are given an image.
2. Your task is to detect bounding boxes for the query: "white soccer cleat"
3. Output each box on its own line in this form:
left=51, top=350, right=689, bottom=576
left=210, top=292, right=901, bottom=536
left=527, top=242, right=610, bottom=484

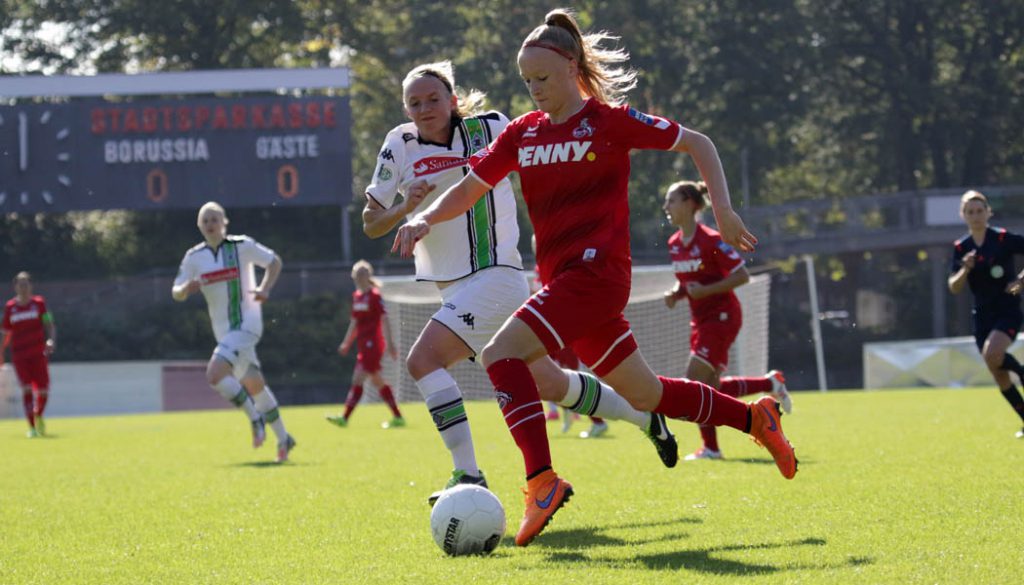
left=767, top=370, right=793, bottom=414
left=684, top=447, right=723, bottom=461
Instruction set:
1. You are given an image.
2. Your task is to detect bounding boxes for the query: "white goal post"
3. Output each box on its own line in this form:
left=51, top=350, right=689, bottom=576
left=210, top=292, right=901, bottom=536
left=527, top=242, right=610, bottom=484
left=367, top=266, right=770, bottom=403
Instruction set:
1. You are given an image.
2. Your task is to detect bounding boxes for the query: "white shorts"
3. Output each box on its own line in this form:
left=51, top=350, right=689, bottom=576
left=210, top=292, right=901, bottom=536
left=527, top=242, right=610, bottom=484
left=213, top=330, right=262, bottom=379
left=432, top=267, right=530, bottom=356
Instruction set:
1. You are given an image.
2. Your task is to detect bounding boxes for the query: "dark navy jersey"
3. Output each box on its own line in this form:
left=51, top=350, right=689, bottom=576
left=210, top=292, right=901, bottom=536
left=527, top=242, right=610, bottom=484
left=951, top=227, right=1024, bottom=312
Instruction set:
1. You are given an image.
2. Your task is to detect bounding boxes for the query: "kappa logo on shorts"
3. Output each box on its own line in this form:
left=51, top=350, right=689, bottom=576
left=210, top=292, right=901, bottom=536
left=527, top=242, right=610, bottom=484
left=443, top=302, right=456, bottom=310
left=496, top=390, right=513, bottom=410
left=458, top=312, right=475, bottom=330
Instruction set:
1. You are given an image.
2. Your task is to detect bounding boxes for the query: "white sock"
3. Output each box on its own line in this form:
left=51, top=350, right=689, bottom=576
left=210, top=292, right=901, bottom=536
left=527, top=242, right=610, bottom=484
left=417, top=369, right=479, bottom=476
left=253, top=386, right=287, bottom=442
left=212, top=376, right=260, bottom=421
left=559, top=370, right=650, bottom=429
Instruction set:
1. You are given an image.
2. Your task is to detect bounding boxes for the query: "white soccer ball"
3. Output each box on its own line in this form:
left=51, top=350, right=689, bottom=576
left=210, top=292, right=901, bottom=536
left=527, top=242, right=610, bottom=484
left=430, top=484, right=506, bottom=556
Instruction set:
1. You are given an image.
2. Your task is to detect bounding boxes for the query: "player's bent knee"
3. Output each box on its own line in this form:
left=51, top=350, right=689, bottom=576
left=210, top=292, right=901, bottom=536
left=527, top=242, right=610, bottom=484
left=406, top=348, right=441, bottom=380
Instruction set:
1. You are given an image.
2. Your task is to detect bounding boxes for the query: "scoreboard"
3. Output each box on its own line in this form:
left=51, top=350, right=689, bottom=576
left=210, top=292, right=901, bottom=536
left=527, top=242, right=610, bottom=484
left=0, top=95, right=351, bottom=212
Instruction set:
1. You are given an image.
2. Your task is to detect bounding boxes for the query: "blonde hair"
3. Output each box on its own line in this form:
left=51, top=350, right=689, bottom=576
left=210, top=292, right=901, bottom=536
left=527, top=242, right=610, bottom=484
left=13, top=271, right=31, bottom=284
left=351, top=259, right=382, bottom=288
left=402, top=60, right=488, bottom=118
left=667, top=180, right=709, bottom=211
left=960, top=190, right=989, bottom=214
left=197, top=201, right=227, bottom=225
left=521, top=8, right=637, bottom=106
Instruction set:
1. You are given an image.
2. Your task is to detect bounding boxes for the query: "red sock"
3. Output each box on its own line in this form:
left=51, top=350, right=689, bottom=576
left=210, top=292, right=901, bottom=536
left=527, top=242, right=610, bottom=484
left=378, top=385, right=402, bottom=418
left=656, top=376, right=749, bottom=432
left=590, top=416, right=605, bottom=424
left=486, top=358, right=551, bottom=477
left=343, top=385, right=363, bottom=419
left=22, top=391, right=35, bottom=427
left=719, top=376, right=772, bottom=397
left=34, top=389, right=49, bottom=417
left=699, top=424, right=719, bottom=451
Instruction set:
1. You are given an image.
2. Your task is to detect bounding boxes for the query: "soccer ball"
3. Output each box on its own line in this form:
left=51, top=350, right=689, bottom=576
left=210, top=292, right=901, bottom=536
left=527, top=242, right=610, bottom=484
left=430, top=484, right=506, bottom=556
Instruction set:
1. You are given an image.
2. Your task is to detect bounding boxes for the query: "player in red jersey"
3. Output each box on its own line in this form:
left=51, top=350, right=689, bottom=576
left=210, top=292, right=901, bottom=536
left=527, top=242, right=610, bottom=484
left=662, top=180, right=793, bottom=460
left=2, top=272, right=57, bottom=438
left=327, top=260, right=404, bottom=428
left=394, top=9, right=797, bottom=546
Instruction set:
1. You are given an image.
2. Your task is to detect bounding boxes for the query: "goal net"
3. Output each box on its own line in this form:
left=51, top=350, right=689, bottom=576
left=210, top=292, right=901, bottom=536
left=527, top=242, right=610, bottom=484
left=370, top=266, right=770, bottom=403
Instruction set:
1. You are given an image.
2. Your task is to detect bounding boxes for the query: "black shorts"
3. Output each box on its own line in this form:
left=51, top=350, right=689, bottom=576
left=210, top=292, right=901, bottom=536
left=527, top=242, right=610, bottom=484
left=972, top=308, right=1023, bottom=351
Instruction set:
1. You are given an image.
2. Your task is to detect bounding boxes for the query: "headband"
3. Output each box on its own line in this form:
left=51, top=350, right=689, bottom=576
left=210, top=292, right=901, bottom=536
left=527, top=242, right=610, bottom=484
left=523, top=40, right=576, bottom=62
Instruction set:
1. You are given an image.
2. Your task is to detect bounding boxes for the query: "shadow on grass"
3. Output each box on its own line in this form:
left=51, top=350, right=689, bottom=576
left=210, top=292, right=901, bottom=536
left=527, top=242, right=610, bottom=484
left=637, top=536, right=871, bottom=575
left=503, top=514, right=704, bottom=550
left=225, top=460, right=314, bottom=468
left=709, top=455, right=816, bottom=468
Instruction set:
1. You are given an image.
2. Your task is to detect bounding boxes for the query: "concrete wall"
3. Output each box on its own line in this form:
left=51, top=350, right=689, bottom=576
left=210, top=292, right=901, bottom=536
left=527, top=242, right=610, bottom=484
left=863, top=336, right=1024, bottom=389
left=0, top=360, right=219, bottom=418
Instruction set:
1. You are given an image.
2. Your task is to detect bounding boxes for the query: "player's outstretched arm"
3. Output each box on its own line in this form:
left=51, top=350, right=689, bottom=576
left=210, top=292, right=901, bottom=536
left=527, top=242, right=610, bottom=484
left=363, top=181, right=436, bottom=239
left=392, top=175, right=490, bottom=257
left=673, top=128, right=757, bottom=252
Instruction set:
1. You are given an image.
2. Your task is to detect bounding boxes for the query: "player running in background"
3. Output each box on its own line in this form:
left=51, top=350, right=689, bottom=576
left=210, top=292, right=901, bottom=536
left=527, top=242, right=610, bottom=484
left=394, top=9, right=797, bottom=546
left=950, top=190, right=1024, bottom=438
left=172, top=202, right=296, bottom=463
left=363, top=60, right=677, bottom=506
left=2, top=272, right=56, bottom=438
left=327, top=260, right=404, bottom=428
left=662, top=180, right=793, bottom=460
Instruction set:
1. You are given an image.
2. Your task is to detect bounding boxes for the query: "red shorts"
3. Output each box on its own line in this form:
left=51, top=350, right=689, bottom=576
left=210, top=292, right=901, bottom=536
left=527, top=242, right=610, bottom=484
left=356, top=338, right=384, bottom=373
left=551, top=347, right=580, bottom=370
left=516, top=265, right=637, bottom=377
left=690, top=307, right=742, bottom=371
left=13, top=355, right=50, bottom=389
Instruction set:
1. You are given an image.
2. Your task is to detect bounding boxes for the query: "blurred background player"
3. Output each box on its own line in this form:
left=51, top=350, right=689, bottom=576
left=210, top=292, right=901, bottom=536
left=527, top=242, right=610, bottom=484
left=327, top=260, right=404, bottom=428
left=2, top=272, right=57, bottom=438
left=171, top=201, right=296, bottom=462
left=949, top=190, right=1024, bottom=438
left=394, top=9, right=796, bottom=546
left=365, top=61, right=677, bottom=506
left=662, top=181, right=792, bottom=460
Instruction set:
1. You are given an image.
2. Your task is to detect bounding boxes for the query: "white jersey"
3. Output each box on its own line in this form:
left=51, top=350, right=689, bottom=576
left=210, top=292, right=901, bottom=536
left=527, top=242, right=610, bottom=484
left=365, top=112, right=523, bottom=282
left=174, top=235, right=276, bottom=341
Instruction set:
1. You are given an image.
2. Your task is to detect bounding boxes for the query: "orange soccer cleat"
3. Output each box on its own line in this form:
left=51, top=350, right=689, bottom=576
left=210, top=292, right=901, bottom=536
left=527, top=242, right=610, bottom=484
left=749, top=396, right=798, bottom=479
left=514, top=469, right=574, bottom=546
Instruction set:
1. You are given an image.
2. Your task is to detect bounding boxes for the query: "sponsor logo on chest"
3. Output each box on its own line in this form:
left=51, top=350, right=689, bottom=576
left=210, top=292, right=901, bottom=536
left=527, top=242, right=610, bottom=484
left=9, top=307, right=40, bottom=323
left=413, top=156, right=469, bottom=177
left=673, top=259, right=703, bottom=273
left=353, top=301, right=370, bottom=312
left=200, top=267, right=240, bottom=285
left=518, top=141, right=592, bottom=167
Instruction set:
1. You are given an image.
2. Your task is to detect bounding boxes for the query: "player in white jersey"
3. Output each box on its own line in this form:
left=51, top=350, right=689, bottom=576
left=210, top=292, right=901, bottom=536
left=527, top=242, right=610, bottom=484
left=362, top=61, right=678, bottom=505
left=172, top=202, right=296, bottom=463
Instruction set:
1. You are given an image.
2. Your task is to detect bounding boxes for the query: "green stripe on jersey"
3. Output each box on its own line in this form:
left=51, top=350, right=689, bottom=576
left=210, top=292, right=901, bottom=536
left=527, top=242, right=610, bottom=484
left=223, top=241, right=243, bottom=330
left=463, top=117, right=495, bottom=270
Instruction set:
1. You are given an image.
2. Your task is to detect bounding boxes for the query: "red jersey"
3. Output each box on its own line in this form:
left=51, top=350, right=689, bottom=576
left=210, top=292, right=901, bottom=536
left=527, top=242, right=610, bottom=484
left=2, top=295, right=49, bottom=361
left=471, top=99, right=682, bottom=285
left=669, top=224, right=744, bottom=319
left=351, top=288, right=386, bottom=347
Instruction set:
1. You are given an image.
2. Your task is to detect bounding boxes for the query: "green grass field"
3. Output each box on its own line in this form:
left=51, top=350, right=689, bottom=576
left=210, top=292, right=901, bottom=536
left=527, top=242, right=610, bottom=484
left=1, top=387, right=1021, bottom=584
